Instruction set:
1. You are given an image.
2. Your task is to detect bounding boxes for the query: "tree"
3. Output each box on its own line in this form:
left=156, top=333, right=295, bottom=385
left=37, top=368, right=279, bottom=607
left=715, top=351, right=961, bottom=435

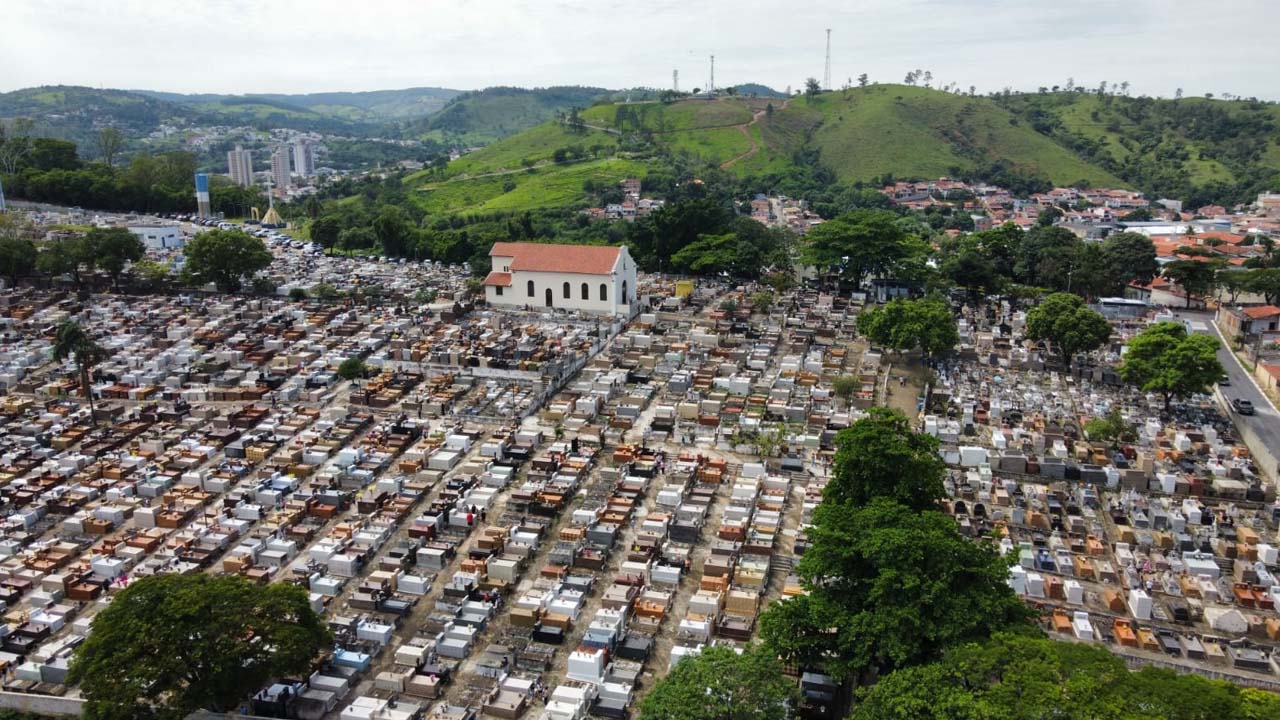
left=183, top=229, right=272, bottom=293
left=0, top=214, right=37, bottom=287
left=636, top=645, right=798, bottom=720
left=751, top=290, right=775, bottom=313
left=852, top=632, right=1280, bottom=720
left=805, top=77, right=822, bottom=103
left=372, top=205, right=413, bottom=257
left=1100, top=231, right=1158, bottom=295
left=96, top=127, right=124, bottom=167
left=1084, top=408, right=1137, bottom=447
left=1014, top=225, right=1080, bottom=291
left=857, top=296, right=959, bottom=360
left=832, top=375, right=859, bottom=408
left=825, top=407, right=945, bottom=511
left=68, top=574, right=330, bottom=720
left=940, top=247, right=1000, bottom=302
left=52, top=321, right=109, bottom=425
left=1162, top=259, right=1219, bottom=308
left=1118, top=322, right=1225, bottom=411
left=758, top=498, right=1030, bottom=682
left=858, top=73, right=869, bottom=87
left=0, top=117, right=34, bottom=175
left=309, top=215, right=343, bottom=255
left=37, top=236, right=95, bottom=290
left=802, top=209, right=925, bottom=290
left=1024, top=292, right=1111, bottom=364
left=130, top=260, right=171, bottom=293
left=85, top=227, right=144, bottom=291
left=338, top=357, right=371, bottom=380
left=1244, top=268, right=1280, bottom=305
left=338, top=226, right=376, bottom=252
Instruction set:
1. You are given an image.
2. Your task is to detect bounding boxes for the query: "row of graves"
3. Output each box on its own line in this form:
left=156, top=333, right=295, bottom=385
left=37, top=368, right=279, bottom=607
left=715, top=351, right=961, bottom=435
left=935, top=303, right=1280, bottom=685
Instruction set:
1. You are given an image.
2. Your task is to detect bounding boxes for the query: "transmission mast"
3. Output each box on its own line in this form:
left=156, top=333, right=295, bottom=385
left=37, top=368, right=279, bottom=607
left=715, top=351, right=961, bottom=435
left=824, top=29, right=832, bottom=91
left=673, top=69, right=679, bottom=93
left=709, top=54, right=715, bottom=98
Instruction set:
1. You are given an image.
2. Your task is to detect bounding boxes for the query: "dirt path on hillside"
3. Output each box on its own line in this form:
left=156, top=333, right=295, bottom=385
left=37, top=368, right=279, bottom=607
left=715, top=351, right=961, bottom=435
left=720, top=98, right=790, bottom=169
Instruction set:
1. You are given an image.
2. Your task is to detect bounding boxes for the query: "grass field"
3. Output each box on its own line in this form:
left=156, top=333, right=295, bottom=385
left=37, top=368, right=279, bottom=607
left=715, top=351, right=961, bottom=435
left=801, top=86, right=1125, bottom=186
left=417, top=122, right=618, bottom=181
left=413, top=157, right=649, bottom=215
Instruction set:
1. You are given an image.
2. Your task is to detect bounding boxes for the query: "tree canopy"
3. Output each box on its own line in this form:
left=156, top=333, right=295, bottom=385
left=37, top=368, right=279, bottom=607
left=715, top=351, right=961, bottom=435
left=68, top=574, right=330, bottom=720
left=826, top=408, right=946, bottom=511
left=802, top=209, right=926, bottom=289
left=84, top=226, right=145, bottom=290
left=1100, top=231, right=1159, bottom=294
left=1118, top=321, right=1224, bottom=411
left=856, top=296, right=959, bottom=360
left=851, top=632, right=1280, bottom=720
left=758, top=498, right=1030, bottom=682
left=636, top=645, right=798, bottom=720
left=1024, top=292, right=1112, bottom=363
left=1162, top=259, right=1220, bottom=308
left=182, top=229, right=273, bottom=293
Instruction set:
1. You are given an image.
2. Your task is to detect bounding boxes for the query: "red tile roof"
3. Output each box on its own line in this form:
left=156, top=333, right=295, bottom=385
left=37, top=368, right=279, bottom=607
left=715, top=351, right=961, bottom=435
left=483, top=271, right=512, bottom=287
left=490, top=242, right=621, bottom=275
left=1242, top=305, right=1280, bottom=319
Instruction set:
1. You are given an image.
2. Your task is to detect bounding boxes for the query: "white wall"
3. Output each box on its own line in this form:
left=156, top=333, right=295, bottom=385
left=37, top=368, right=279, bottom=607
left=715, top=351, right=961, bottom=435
left=486, top=247, right=636, bottom=316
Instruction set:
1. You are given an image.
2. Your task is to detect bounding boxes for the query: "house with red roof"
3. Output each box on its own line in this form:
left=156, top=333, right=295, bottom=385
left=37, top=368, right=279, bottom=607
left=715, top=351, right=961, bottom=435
left=1217, top=304, right=1280, bottom=343
left=483, top=242, right=637, bottom=315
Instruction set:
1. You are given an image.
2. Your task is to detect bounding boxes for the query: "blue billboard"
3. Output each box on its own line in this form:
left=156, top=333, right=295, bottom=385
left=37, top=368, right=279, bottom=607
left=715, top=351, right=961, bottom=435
left=194, top=173, right=209, bottom=194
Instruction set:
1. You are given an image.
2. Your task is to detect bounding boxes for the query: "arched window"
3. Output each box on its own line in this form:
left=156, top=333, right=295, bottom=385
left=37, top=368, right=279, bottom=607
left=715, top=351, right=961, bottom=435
left=563, top=281, right=571, bottom=299
left=599, top=283, right=608, bottom=302
left=526, top=280, right=535, bottom=297
left=622, top=281, right=628, bottom=302
left=581, top=282, right=589, bottom=300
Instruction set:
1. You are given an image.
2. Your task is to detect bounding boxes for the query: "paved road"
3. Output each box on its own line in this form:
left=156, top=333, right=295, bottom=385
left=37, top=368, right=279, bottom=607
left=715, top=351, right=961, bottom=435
left=1182, top=311, right=1280, bottom=469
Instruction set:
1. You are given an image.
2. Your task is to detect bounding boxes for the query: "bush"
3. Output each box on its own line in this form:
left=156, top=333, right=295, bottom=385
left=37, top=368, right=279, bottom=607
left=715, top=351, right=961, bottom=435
left=288, top=287, right=307, bottom=301
left=337, top=357, right=370, bottom=381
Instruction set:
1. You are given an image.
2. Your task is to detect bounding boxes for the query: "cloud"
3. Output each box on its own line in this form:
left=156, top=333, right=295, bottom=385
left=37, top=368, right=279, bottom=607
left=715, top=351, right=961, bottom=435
left=1, top=0, right=1277, bottom=99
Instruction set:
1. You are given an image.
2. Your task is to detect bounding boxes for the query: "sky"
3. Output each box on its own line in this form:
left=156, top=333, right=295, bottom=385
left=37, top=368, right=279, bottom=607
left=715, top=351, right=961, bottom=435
left=5, top=0, right=1280, bottom=99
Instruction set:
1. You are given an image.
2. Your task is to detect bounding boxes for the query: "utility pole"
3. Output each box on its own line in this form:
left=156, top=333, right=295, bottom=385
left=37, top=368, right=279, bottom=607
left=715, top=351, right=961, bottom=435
left=824, top=29, right=832, bottom=91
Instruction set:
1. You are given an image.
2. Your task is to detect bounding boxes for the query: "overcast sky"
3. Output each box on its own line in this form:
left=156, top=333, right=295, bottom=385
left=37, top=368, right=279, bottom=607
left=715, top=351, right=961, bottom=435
left=5, top=0, right=1279, bottom=99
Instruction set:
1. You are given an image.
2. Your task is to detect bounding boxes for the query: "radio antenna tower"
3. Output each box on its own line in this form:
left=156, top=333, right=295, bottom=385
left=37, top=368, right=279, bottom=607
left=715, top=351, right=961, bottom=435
left=709, top=55, right=715, bottom=97
left=824, top=29, right=832, bottom=90
left=673, top=69, right=679, bottom=93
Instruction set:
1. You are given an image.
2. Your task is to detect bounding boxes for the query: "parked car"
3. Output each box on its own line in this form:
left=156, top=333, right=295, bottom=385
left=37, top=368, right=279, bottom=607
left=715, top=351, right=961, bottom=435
left=1231, top=398, right=1255, bottom=415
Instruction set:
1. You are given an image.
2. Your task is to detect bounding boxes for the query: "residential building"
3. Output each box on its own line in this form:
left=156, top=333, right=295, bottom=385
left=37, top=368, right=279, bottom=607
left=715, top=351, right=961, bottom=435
left=482, top=242, right=637, bottom=315
left=1217, top=305, right=1280, bottom=343
left=292, top=140, right=315, bottom=178
left=227, top=145, right=254, bottom=188
left=270, top=146, right=292, bottom=192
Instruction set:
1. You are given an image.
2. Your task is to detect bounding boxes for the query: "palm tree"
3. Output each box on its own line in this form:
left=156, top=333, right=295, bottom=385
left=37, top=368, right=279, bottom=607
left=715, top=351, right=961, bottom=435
left=53, top=321, right=108, bottom=426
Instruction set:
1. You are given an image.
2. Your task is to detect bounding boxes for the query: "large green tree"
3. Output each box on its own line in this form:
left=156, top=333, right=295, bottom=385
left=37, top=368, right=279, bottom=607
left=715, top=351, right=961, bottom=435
left=309, top=214, right=343, bottom=255
left=85, top=227, right=144, bottom=291
left=1243, top=268, right=1280, bottom=305
left=1118, top=321, right=1224, bottom=411
left=802, top=209, right=926, bottom=289
left=1100, top=231, right=1159, bottom=294
left=372, top=205, right=414, bottom=257
left=36, top=236, right=96, bottom=290
left=52, top=321, right=108, bottom=425
left=637, top=645, right=798, bottom=720
left=758, top=498, right=1030, bottom=682
left=852, top=632, right=1280, bottom=720
left=825, top=408, right=946, bottom=511
left=1162, top=259, right=1219, bottom=308
left=0, top=214, right=38, bottom=287
left=182, top=229, right=273, bottom=293
left=1014, top=225, right=1081, bottom=290
left=69, top=574, right=330, bottom=720
left=856, top=296, right=958, bottom=360
left=670, top=218, right=791, bottom=278
left=1024, top=292, right=1112, bottom=364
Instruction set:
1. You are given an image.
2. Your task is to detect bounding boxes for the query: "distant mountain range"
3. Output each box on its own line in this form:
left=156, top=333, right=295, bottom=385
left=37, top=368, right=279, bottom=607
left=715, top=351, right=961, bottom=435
left=0, top=83, right=789, bottom=150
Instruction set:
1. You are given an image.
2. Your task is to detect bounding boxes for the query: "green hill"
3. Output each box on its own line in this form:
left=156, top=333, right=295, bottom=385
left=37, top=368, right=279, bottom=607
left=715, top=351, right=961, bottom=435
left=804, top=86, right=1125, bottom=187
left=403, top=86, right=612, bottom=146
left=138, top=87, right=461, bottom=122
left=1001, top=91, right=1280, bottom=204
left=401, top=86, right=1280, bottom=217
